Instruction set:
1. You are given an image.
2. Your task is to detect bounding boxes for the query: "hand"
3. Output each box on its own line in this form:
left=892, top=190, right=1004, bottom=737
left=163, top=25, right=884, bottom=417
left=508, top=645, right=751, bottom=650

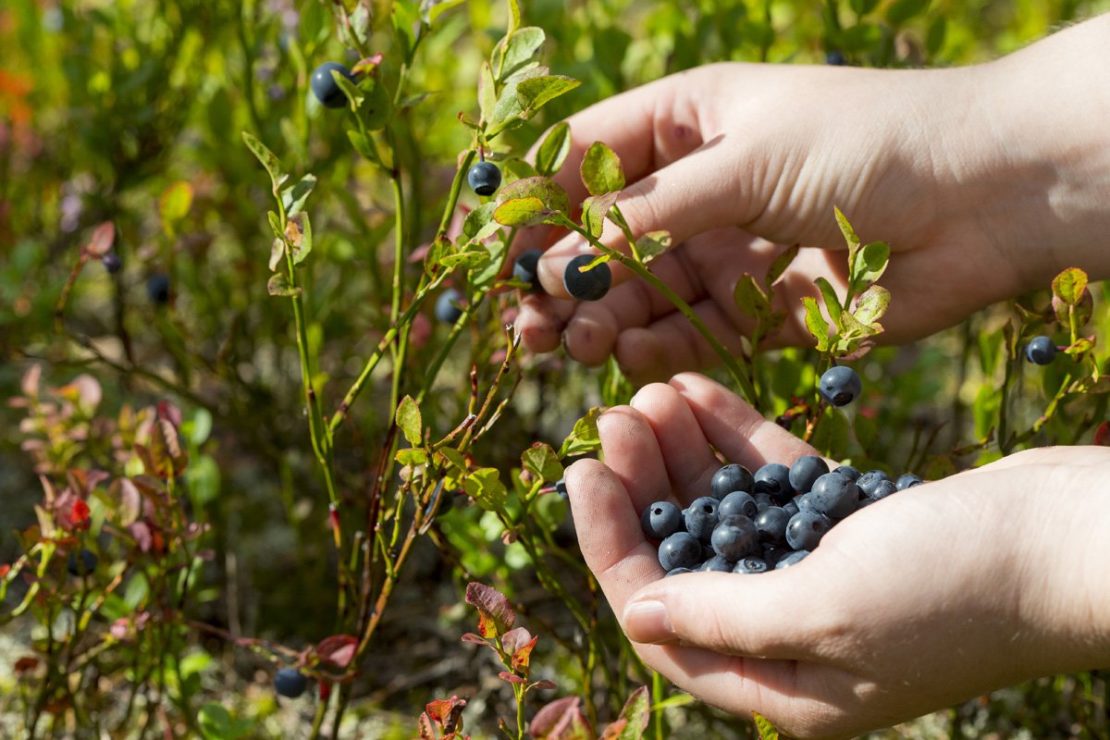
left=564, top=373, right=1110, bottom=738
left=517, top=17, right=1110, bottom=384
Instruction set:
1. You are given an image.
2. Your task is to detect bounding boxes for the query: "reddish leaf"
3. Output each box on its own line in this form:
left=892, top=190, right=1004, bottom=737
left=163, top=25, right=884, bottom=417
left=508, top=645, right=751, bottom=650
left=319, top=679, right=332, bottom=702
left=464, top=582, right=515, bottom=639
left=425, top=695, right=467, bottom=731
left=501, top=626, right=533, bottom=655
left=84, top=221, right=116, bottom=257
left=70, top=499, right=90, bottom=530
left=529, top=696, right=595, bottom=740
left=460, top=632, right=491, bottom=647
left=600, top=719, right=628, bottom=739
left=14, top=656, right=39, bottom=675
left=155, top=400, right=183, bottom=428
left=128, top=520, right=153, bottom=552
left=498, top=671, right=526, bottom=684
left=611, top=686, right=650, bottom=739
left=0, top=564, right=10, bottom=578
left=529, top=679, right=557, bottom=691
left=1095, top=421, right=1110, bottom=446
left=510, top=638, right=538, bottom=673
left=417, top=712, right=437, bottom=740
left=315, top=634, right=358, bottom=671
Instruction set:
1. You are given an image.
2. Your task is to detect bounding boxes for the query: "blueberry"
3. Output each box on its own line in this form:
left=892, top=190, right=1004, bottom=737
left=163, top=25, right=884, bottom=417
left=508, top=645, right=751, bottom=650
left=562, top=254, right=611, bottom=302
left=665, top=567, right=693, bottom=577
left=833, top=464, right=861, bottom=481
left=752, top=493, right=774, bottom=511
left=754, top=506, right=791, bottom=544
left=810, top=472, right=860, bottom=519
left=818, top=365, right=862, bottom=406
left=640, top=501, right=683, bottom=540
left=753, top=463, right=794, bottom=504
left=554, top=478, right=568, bottom=498
left=435, top=288, right=464, bottom=324
left=868, top=479, right=897, bottom=501
left=274, top=667, right=309, bottom=698
left=733, top=556, right=769, bottom=574
left=775, top=550, right=810, bottom=569
left=826, top=50, right=846, bottom=66
left=147, top=273, right=170, bottom=305
left=856, top=470, right=891, bottom=498
left=711, top=463, right=755, bottom=498
left=718, top=490, right=758, bottom=520
left=781, top=499, right=800, bottom=517
left=793, top=492, right=817, bottom=513
left=1025, top=335, right=1057, bottom=365
left=467, top=161, right=502, bottom=197
left=102, top=252, right=122, bottom=274
left=699, top=555, right=734, bottom=572
left=785, top=511, right=832, bottom=551
left=710, top=517, right=759, bottom=561
left=310, top=62, right=355, bottom=109
left=67, top=549, right=97, bottom=577
left=896, top=473, right=923, bottom=490
left=788, top=455, right=829, bottom=494
left=761, top=543, right=789, bottom=567
left=512, top=249, right=543, bottom=292
left=683, top=497, right=720, bottom=542
left=658, top=532, right=702, bottom=571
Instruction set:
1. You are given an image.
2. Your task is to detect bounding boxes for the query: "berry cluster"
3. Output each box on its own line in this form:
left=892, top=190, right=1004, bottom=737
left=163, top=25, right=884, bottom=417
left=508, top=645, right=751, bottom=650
left=641, top=458, right=923, bottom=575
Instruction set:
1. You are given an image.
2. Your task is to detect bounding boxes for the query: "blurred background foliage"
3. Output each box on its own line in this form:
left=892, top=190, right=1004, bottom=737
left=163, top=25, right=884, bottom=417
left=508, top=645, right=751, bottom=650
left=2, top=0, right=1110, bottom=737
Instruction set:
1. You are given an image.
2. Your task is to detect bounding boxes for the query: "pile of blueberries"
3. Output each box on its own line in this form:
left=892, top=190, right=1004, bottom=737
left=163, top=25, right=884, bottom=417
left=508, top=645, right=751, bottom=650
left=642, top=458, right=924, bottom=575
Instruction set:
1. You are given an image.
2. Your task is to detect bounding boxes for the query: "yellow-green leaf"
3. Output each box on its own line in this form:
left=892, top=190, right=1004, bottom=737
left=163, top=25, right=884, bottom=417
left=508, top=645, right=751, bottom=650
left=396, top=395, right=422, bottom=447
left=580, top=141, right=625, bottom=196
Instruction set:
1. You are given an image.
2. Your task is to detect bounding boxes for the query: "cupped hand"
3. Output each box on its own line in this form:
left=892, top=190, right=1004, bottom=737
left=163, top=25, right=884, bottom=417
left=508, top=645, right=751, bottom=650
left=514, top=60, right=1051, bottom=384
left=564, top=373, right=1110, bottom=738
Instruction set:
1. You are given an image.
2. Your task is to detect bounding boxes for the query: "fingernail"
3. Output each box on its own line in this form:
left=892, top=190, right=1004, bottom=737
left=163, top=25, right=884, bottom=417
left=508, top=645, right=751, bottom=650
left=622, top=600, right=673, bottom=643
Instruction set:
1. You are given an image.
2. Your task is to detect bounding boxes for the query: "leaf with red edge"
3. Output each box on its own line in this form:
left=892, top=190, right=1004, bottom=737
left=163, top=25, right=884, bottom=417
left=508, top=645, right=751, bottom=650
left=529, top=679, right=557, bottom=691
left=417, top=712, right=437, bottom=740
left=498, top=671, right=526, bottom=684
left=1095, top=421, right=1110, bottom=446
left=500, top=626, right=532, bottom=655
left=84, top=222, right=116, bottom=257
left=464, top=582, right=515, bottom=639
left=610, top=686, right=649, bottom=739
left=600, top=719, right=628, bottom=739
left=529, top=696, right=594, bottom=740
left=425, top=695, right=467, bottom=731
left=315, top=634, right=358, bottom=671
left=460, top=632, right=491, bottom=648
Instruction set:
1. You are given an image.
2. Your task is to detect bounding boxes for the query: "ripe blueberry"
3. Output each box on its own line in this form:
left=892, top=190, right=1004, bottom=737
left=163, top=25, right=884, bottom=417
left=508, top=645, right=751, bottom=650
left=274, top=667, right=309, bottom=698
left=1025, top=335, right=1057, bottom=365
left=818, top=365, right=862, bottom=406
left=833, top=464, right=861, bottom=481
left=752, top=493, right=774, bottom=511
left=658, top=532, right=702, bottom=571
left=665, top=567, right=693, bottom=577
left=683, top=497, right=720, bottom=543
left=147, top=273, right=170, bottom=305
left=718, top=490, right=758, bottom=520
left=788, top=455, right=829, bottom=494
left=699, top=555, right=734, bottom=572
left=810, top=472, right=860, bottom=519
left=563, top=254, right=611, bottom=301
left=785, top=510, right=831, bottom=551
left=554, top=478, right=568, bottom=498
left=753, top=462, right=795, bottom=504
left=641, top=501, right=683, bottom=540
left=754, top=506, right=791, bottom=544
left=856, top=470, right=891, bottom=498
left=733, top=556, right=769, bottom=574
left=710, top=517, right=759, bottom=561
left=781, top=499, right=800, bottom=517
left=435, top=288, right=464, bottom=324
left=761, top=543, right=789, bottom=567
left=67, top=549, right=97, bottom=577
left=793, top=492, right=817, bottom=513
left=467, top=161, right=502, bottom=197
left=896, top=473, right=923, bottom=490
left=711, top=463, right=755, bottom=498
left=868, top=479, right=897, bottom=501
left=775, top=550, right=809, bottom=569
left=310, top=62, right=355, bottom=109
left=102, top=252, right=122, bottom=274
left=826, top=50, right=846, bottom=66
left=512, top=249, right=543, bottom=293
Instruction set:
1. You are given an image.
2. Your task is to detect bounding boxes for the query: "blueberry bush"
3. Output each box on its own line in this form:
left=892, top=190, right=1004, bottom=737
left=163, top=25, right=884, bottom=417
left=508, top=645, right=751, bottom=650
left=2, top=0, right=1110, bottom=737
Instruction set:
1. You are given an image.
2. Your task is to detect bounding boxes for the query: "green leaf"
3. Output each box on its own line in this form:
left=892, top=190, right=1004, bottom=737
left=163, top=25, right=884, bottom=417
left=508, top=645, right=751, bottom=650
left=396, top=395, right=422, bottom=447
left=853, top=284, right=891, bottom=326
left=852, top=241, right=890, bottom=289
left=505, top=0, right=521, bottom=34
left=464, top=468, right=508, bottom=512
left=926, top=15, right=947, bottom=56
left=500, top=27, right=545, bottom=80
left=814, top=277, right=843, bottom=330
left=581, top=192, right=619, bottom=238
left=802, top=297, right=831, bottom=352
left=266, top=273, right=302, bottom=298
left=198, top=703, right=233, bottom=740
left=347, top=129, right=377, bottom=161
left=613, top=686, right=650, bottom=739
left=834, top=206, right=861, bottom=267
left=1052, top=267, right=1088, bottom=306
left=332, top=67, right=364, bottom=109
left=522, top=443, right=563, bottom=482
left=752, top=712, right=780, bottom=740
left=635, top=230, right=671, bottom=264
left=289, top=213, right=313, bottom=266
left=395, top=447, right=428, bottom=467
left=535, top=121, right=572, bottom=176
left=517, top=74, right=581, bottom=116
left=560, top=407, right=602, bottom=457
left=281, top=175, right=317, bottom=218
left=478, top=61, right=497, bottom=124
left=489, top=78, right=526, bottom=131
left=242, top=132, right=288, bottom=192
left=423, top=0, right=465, bottom=24
left=267, top=210, right=283, bottom=240
left=438, top=250, right=490, bottom=271
left=887, top=0, right=930, bottom=26
left=159, top=181, right=194, bottom=234
left=580, top=141, right=625, bottom=196
left=463, top=201, right=500, bottom=242
left=496, top=176, right=570, bottom=215
left=733, top=273, right=771, bottom=320
left=124, top=571, right=149, bottom=610
left=470, top=239, right=507, bottom=289
left=493, top=197, right=549, bottom=227
left=766, top=244, right=800, bottom=288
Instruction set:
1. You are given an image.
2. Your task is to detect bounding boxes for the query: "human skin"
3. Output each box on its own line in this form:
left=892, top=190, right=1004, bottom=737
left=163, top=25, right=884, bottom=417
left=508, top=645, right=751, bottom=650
left=515, top=14, right=1110, bottom=383
left=564, top=373, right=1110, bottom=738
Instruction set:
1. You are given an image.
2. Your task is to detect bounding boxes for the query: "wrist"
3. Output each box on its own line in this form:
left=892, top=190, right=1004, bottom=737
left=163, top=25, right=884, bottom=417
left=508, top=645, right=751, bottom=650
left=975, top=15, right=1110, bottom=287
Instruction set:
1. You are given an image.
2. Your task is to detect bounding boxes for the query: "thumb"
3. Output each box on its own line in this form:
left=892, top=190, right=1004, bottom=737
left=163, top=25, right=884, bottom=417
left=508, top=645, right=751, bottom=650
left=537, top=140, right=745, bottom=297
left=620, top=568, right=825, bottom=660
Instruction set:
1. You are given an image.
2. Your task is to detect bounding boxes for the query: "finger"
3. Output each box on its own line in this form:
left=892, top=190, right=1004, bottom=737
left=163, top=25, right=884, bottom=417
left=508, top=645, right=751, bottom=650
left=537, top=139, right=743, bottom=297
left=668, top=372, right=820, bottom=468
left=515, top=292, right=576, bottom=353
left=628, top=382, right=719, bottom=502
left=615, top=298, right=747, bottom=383
left=562, top=301, right=620, bottom=367
left=597, top=406, right=674, bottom=508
